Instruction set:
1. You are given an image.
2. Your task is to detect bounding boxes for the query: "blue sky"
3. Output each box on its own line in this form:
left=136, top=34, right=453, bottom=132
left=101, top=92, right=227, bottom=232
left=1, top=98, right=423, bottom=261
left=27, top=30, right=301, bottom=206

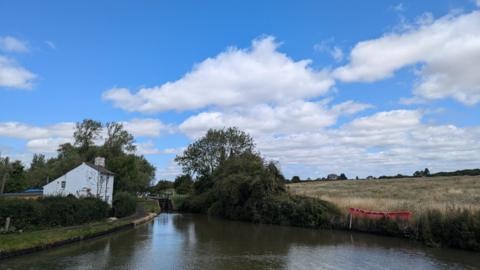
left=1, top=0, right=479, bottom=180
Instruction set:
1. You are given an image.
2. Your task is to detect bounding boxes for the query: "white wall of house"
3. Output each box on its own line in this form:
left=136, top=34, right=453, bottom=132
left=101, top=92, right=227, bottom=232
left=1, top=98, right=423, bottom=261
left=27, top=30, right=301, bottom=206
left=43, top=163, right=114, bottom=205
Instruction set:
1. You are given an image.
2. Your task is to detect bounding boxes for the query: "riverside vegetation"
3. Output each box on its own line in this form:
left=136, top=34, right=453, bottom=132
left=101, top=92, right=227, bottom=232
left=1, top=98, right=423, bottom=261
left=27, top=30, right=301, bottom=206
left=288, top=176, right=480, bottom=250
left=174, top=127, right=480, bottom=251
left=174, top=128, right=340, bottom=227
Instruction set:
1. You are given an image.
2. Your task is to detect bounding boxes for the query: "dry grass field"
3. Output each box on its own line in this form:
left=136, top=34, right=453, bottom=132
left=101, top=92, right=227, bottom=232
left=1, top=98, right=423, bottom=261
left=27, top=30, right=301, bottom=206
left=287, top=176, right=480, bottom=216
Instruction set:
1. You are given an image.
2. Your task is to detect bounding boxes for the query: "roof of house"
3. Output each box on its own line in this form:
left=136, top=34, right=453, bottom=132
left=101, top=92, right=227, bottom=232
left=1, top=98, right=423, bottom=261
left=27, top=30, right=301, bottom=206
left=85, top=162, right=115, bottom=176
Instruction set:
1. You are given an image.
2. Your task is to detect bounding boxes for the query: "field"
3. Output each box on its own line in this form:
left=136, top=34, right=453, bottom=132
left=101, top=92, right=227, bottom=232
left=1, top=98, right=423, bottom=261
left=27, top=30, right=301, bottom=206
left=287, top=176, right=480, bottom=216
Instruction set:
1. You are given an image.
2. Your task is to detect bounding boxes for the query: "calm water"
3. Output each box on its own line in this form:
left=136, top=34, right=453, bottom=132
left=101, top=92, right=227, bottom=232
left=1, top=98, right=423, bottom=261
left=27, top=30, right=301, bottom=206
left=1, top=213, right=479, bottom=270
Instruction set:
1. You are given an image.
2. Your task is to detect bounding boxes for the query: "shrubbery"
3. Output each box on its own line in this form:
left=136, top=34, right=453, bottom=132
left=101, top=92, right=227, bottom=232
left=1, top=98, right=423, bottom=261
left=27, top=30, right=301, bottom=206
left=179, top=152, right=340, bottom=228
left=347, top=208, right=480, bottom=251
left=174, top=175, right=194, bottom=195
left=113, top=191, right=137, bottom=218
left=0, top=196, right=110, bottom=231
left=416, top=209, right=480, bottom=250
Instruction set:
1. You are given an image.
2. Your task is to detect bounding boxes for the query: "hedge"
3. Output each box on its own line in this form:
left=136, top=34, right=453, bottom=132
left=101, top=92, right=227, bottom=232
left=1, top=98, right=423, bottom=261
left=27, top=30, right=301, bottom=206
left=0, top=196, right=110, bottom=231
left=113, top=192, right=137, bottom=218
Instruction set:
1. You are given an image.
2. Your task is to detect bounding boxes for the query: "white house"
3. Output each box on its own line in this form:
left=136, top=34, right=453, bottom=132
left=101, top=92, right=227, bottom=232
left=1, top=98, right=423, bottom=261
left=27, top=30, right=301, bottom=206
left=43, top=157, right=115, bottom=205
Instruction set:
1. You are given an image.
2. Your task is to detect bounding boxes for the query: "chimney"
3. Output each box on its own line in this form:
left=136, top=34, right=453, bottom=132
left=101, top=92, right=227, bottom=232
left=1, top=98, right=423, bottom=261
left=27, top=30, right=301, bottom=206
left=94, top=157, right=105, bottom=167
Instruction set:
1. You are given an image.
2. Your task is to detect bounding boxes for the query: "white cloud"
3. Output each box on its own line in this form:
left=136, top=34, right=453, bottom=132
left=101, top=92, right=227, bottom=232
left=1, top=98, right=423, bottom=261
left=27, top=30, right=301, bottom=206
left=0, top=119, right=169, bottom=158
left=155, top=161, right=182, bottom=180
left=26, top=138, right=72, bottom=153
left=255, top=110, right=480, bottom=178
left=179, top=100, right=371, bottom=138
left=0, top=56, right=37, bottom=89
left=135, top=141, right=183, bottom=156
left=314, top=39, right=344, bottom=62
left=123, top=118, right=170, bottom=137
left=103, top=36, right=334, bottom=112
left=331, top=47, right=344, bottom=62
left=0, top=36, right=29, bottom=53
left=177, top=107, right=480, bottom=178
left=334, top=10, right=480, bottom=105
left=348, top=110, right=420, bottom=130
left=0, top=122, right=75, bottom=140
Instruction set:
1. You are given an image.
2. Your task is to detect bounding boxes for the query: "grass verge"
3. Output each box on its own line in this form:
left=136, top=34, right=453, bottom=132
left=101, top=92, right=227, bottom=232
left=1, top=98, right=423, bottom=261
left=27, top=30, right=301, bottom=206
left=0, top=216, right=136, bottom=259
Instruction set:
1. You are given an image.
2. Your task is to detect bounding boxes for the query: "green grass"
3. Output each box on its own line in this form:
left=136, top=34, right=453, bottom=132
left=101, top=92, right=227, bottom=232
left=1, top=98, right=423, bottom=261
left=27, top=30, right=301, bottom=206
left=0, top=218, right=133, bottom=254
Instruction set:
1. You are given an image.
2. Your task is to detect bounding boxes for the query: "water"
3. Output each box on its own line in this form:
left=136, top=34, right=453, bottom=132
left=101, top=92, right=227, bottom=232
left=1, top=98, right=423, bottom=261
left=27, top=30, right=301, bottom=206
left=1, top=213, right=479, bottom=270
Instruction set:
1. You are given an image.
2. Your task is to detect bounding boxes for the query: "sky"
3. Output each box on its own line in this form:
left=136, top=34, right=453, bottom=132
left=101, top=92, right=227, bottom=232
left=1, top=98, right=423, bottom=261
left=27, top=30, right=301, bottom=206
left=1, top=0, right=480, bottom=180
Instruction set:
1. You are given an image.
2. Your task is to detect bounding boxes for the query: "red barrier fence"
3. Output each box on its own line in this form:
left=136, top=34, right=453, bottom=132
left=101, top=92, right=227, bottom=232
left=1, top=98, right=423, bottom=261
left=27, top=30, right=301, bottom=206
left=348, top=207, right=412, bottom=221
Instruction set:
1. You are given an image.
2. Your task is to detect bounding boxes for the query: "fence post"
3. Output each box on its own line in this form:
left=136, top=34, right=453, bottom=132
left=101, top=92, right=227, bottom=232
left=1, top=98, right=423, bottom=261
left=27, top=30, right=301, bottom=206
left=5, top=217, right=11, bottom=232
left=349, top=213, right=353, bottom=230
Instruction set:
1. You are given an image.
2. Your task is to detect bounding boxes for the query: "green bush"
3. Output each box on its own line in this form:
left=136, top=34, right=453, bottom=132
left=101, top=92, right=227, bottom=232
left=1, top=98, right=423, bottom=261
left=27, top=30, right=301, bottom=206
left=416, top=209, right=480, bottom=250
left=180, top=153, right=340, bottom=229
left=0, top=199, right=43, bottom=230
left=174, top=174, right=194, bottom=195
left=113, top=192, right=137, bottom=218
left=41, top=196, right=110, bottom=226
left=0, top=196, right=110, bottom=230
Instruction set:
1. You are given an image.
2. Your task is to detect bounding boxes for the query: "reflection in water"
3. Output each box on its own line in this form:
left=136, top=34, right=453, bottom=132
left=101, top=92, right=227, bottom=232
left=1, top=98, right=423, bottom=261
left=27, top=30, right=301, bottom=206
left=1, top=213, right=479, bottom=270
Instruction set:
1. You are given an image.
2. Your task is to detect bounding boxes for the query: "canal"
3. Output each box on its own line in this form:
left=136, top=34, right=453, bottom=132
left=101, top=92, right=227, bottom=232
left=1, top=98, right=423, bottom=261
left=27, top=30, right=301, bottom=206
left=1, top=213, right=479, bottom=270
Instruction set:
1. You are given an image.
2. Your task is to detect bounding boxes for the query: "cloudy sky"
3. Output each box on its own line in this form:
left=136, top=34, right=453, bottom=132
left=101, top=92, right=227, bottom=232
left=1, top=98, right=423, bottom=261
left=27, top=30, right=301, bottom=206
left=1, top=1, right=479, bottom=179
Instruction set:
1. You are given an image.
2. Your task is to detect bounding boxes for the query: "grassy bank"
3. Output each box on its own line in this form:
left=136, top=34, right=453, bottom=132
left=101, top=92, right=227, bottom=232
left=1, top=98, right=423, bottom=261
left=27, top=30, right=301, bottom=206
left=0, top=217, right=134, bottom=258
left=287, top=175, right=480, bottom=214
left=287, top=176, right=480, bottom=250
left=0, top=198, right=161, bottom=259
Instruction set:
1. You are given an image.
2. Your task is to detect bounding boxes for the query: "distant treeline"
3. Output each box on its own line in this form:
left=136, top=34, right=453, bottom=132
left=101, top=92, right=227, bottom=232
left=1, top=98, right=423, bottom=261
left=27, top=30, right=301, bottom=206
left=286, top=168, right=480, bottom=182
left=429, top=169, right=480, bottom=177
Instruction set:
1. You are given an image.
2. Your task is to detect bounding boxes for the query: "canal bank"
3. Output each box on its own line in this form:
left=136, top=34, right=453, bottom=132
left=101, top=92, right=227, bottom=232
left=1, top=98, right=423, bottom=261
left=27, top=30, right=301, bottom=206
left=0, top=212, right=158, bottom=260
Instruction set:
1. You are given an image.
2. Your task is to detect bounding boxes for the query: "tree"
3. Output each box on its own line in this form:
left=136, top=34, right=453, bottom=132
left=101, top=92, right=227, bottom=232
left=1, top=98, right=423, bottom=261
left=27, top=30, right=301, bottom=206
left=0, top=156, right=10, bottom=194
left=175, top=127, right=255, bottom=177
left=339, top=173, right=348, bottom=180
left=27, top=154, right=49, bottom=187
left=291, top=176, right=301, bottom=183
left=413, top=168, right=430, bottom=177
left=174, top=174, right=193, bottom=194
left=25, top=119, right=156, bottom=194
left=104, top=122, right=136, bottom=154
left=149, top=180, right=173, bottom=195
left=0, top=158, right=27, bottom=193
left=73, top=119, right=102, bottom=151
left=109, top=154, right=155, bottom=194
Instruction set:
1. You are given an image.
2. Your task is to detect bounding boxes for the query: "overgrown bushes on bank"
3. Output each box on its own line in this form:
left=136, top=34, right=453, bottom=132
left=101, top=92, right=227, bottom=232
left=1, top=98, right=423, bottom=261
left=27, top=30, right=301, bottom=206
left=113, top=192, right=137, bottom=218
left=416, top=208, right=480, bottom=250
left=179, top=152, right=340, bottom=228
left=0, top=196, right=110, bottom=231
left=346, top=208, right=480, bottom=251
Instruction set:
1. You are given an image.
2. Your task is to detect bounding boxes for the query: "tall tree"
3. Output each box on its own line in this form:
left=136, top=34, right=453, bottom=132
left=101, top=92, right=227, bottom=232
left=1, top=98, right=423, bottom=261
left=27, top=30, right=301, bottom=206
left=27, top=154, right=49, bottom=187
left=0, top=156, right=10, bottom=194
left=175, top=127, right=255, bottom=177
left=104, top=122, right=136, bottom=154
left=0, top=157, right=27, bottom=193
left=73, top=119, right=102, bottom=151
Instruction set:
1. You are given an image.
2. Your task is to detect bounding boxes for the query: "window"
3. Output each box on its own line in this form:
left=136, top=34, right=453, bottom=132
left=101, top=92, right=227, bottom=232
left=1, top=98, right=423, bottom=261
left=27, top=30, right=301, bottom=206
left=61, top=181, right=66, bottom=188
